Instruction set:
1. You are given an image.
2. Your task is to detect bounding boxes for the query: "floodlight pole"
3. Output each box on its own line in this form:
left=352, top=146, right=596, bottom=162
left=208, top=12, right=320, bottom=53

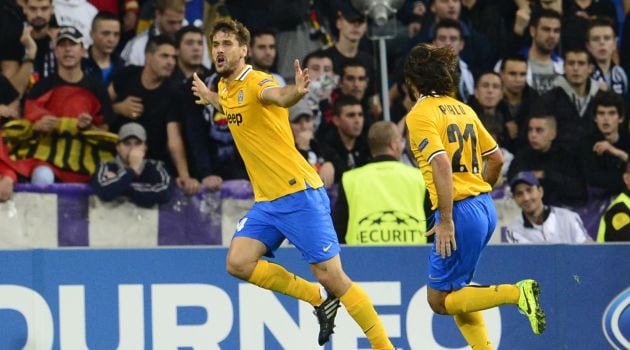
left=378, top=37, right=391, bottom=121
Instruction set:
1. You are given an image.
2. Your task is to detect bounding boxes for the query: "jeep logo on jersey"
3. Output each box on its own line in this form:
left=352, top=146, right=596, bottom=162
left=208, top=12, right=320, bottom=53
left=602, top=287, right=630, bottom=349
left=353, top=210, right=425, bottom=244
left=237, top=90, right=244, bottom=104
left=227, top=113, right=243, bottom=126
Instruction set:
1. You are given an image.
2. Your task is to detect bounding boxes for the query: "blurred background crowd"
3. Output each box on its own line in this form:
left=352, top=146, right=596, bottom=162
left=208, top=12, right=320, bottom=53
left=1, top=0, right=630, bottom=243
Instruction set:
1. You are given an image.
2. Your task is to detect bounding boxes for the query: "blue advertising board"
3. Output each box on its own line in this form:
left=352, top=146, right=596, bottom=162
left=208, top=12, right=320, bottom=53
left=0, top=245, right=628, bottom=349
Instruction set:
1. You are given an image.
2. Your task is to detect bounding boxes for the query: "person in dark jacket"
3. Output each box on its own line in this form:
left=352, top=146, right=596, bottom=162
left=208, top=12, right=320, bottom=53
left=91, top=122, right=172, bottom=207
left=579, top=91, right=630, bottom=198
left=508, top=114, right=587, bottom=207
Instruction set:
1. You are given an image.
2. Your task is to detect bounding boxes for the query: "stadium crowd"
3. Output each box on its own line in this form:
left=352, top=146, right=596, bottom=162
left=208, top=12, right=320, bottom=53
left=1, top=0, right=629, bottom=242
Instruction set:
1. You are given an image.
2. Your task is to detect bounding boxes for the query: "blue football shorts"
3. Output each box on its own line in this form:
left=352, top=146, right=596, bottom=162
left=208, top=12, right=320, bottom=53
left=233, top=185, right=341, bottom=264
left=427, top=192, right=496, bottom=291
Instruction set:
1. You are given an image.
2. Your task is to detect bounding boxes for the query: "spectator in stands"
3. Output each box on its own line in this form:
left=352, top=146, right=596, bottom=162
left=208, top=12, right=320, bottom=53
left=335, top=59, right=381, bottom=134
left=562, top=0, right=619, bottom=52
left=580, top=91, right=629, bottom=197
left=500, top=9, right=563, bottom=95
left=410, top=0, right=496, bottom=76
left=323, top=1, right=381, bottom=119
left=20, top=26, right=113, bottom=184
left=109, top=34, right=200, bottom=195
left=0, top=2, right=38, bottom=97
left=431, top=18, right=473, bottom=103
left=459, top=0, right=509, bottom=58
left=302, top=50, right=337, bottom=137
left=83, top=12, right=123, bottom=87
left=171, top=26, right=222, bottom=192
left=24, top=0, right=58, bottom=80
left=499, top=55, right=538, bottom=145
left=505, top=171, right=591, bottom=243
left=597, top=161, right=630, bottom=242
left=52, top=0, right=98, bottom=47
left=0, top=74, right=20, bottom=120
left=333, top=121, right=428, bottom=245
left=323, top=2, right=373, bottom=85
left=289, top=98, right=336, bottom=188
left=321, top=94, right=368, bottom=183
left=467, top=71, right=517, bottom=151
left=586, top=17, right=627, bottom=98
left=120, top=0, right=211, bottom=68
left=86, top=0, right=139, bottom=34
left=508, top=114, right=587, bottom=207
left=532, top=47, right=600, bottom=152
left=248, top=29, right=286, bottom=86
left=91, top=122, right=172, bottom=207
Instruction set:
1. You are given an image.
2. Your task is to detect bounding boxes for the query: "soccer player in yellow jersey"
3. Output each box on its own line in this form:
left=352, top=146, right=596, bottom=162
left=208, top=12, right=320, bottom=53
left=404, top=44, right=547, bottom=349
left=191, top=19, right=393, bottom=349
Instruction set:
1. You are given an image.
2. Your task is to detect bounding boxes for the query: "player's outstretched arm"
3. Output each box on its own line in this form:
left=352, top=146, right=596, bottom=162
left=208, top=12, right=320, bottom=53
left=191, top=72, right=222, bottom=113
left=261, top=59, right=309, bottom=108
left=482, top=148, right=503, bottom=187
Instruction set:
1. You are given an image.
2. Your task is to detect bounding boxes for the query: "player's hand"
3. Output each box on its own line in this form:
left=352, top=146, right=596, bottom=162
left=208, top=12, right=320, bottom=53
left=426, top=218, right=456, bottom=258
left=192, top=72, right=217, bottom=105
left=319, top=162, right=335, bottom=188
left=294, top=59, right=310, bottom=95
left=201, top=175, right=223, bottom=192
left=176, top=176, right=200, bottom=195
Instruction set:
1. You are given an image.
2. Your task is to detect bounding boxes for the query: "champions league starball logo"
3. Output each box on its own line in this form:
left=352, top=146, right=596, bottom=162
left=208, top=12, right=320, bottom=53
left=602, top=287, right=630, bottom=349
left=354, top=210, right=425, bottom=244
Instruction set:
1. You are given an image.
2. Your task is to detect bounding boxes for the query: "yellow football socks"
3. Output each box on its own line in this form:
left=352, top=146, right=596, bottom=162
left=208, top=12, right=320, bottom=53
left=247, top=260, right=324, bottom=306
left=454, top=311, right=493, bottom=350
left=445, top=285, right=520, bottom=314
left=339, top=283, right=393, bottom=350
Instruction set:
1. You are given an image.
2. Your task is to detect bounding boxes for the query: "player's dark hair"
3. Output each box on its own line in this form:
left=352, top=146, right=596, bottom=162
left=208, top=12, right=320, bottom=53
left=499, top=54, right=527, bottom=71
left=333, top=94, right=362, bottom=116
left=529, top=9, right=562, bottom=29
left=432, top=18, right=464, bottom=41
left=587, top=16, right=617, bottom=39
left=303, top=50, right=333, bottom=69
left=340, top=58, right=367, bottom=80
left=91, top=11, right=119, bottom=31
left=175, top=25, right=203, bottom=48
left=211, top=18, right=250, bottom=47
left=404, top=43, right=459, bottom=97
left=145, top=34, right=176, bottom=54
left=593, top=90, right=625, bottom=120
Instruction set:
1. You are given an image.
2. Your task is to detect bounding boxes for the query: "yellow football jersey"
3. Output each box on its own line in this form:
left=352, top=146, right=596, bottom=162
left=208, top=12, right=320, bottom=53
left=406, top=95, right=498, bottom=209
left=218, top=65, right=323, bottom=201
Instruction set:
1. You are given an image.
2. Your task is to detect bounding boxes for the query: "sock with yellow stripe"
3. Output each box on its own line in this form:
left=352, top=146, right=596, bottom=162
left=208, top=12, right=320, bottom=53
left=339, top=283, right=393, bottom=350
left=247, top=260, right=324, bottom=306
left=454, top=311, right=493, bottom=350
left=445, top=285, right=520, bottom=314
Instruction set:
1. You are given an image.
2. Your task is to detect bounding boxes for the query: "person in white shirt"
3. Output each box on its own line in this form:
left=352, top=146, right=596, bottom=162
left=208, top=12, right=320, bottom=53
left=506, top=171, right=592, bottom=243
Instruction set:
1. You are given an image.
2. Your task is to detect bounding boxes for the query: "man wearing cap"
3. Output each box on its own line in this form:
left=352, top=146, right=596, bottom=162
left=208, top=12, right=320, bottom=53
left=19, top=25, right=113, bottom=184
left=506, top=171, right=591, bottom=243
left=289, top=98, right=337, bottom=188
left=91, top=122, right=172, bottom=207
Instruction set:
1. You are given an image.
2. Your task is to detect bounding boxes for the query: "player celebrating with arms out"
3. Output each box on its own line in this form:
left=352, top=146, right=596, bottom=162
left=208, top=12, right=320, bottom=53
left=192, top=19, right=393, bottom=349
left=404, top=43, right=546, bottom=350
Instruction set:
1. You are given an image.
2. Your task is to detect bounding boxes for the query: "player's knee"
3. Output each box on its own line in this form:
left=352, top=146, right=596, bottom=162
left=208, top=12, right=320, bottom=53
left=427, top=296, right=449, bottom=315
left=226, top=256, right=253, bottom=280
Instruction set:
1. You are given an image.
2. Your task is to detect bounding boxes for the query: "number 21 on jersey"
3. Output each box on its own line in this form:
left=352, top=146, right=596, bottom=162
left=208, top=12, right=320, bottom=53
left=447, top=123, right=479, bottom=174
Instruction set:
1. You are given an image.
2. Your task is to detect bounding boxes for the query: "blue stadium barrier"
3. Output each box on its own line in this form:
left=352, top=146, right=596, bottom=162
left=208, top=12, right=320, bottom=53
left=0, top=245, right=627, bottom=349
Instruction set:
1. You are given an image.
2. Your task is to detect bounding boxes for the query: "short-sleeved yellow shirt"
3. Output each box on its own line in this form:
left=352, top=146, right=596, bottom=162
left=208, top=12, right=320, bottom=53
left=218, top=65, right=323, bottom=201
left=406, top=95, right=498, bottom=209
